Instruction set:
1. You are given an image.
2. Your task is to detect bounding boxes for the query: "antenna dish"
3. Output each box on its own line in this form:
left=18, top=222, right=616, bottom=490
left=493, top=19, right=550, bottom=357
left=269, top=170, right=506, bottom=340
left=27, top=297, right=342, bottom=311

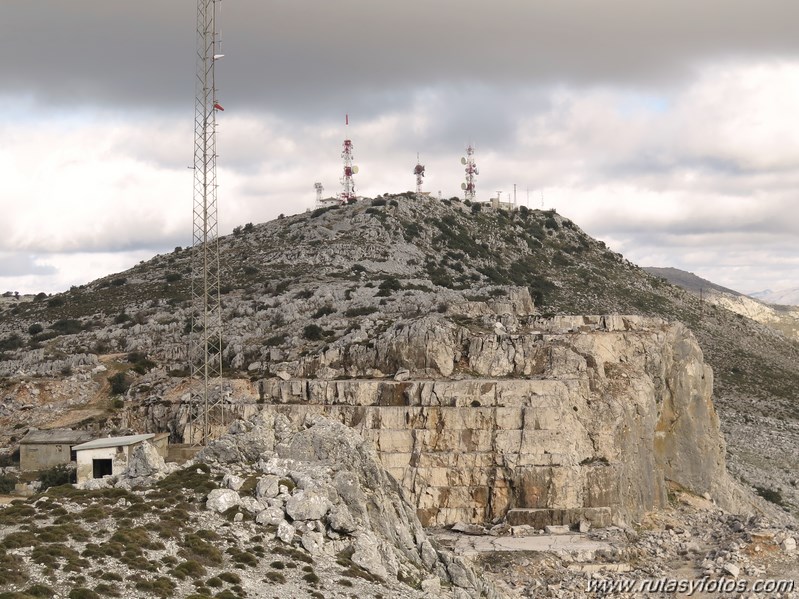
left=461, top=157, right=467, bottom=165
left=351, top=165, right=359, bottom=174
left=461, top=182, right=467, bottom=190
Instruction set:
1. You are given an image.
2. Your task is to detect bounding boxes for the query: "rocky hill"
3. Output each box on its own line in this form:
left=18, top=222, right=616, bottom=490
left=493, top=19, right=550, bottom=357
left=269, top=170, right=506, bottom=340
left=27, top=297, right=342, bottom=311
left=0, top=194, right=797, bottom=596
left=751, top=288, right=799, bottom=306
left=645, top=266, right=799, bottom=343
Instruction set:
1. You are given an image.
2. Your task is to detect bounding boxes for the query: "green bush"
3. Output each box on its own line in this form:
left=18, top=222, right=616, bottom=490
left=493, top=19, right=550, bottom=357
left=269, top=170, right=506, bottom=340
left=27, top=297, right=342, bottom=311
left=344, top=306, right=377, bottom=317
left=264, top=334, right=286, bottom=347
left=0, top=335, right=23, bottom=352
left=303, top=324, right=324, bottom=341
left=0, top=474, right=16, bottom=494
left=312, top=306, right=335, bottom=319
left=27, top=324, right=43, bottom=336
left=108, top=372, right=131, bottom=395
left=755, top=486, right=784, bottom=506
left=51, top=320, right=82, bottom=335
left=38, top=466, right=74, bottom=490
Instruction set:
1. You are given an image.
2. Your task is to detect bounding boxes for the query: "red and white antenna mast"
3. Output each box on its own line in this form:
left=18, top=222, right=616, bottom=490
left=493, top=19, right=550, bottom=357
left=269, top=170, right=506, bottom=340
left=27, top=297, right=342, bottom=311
left=340, top=114, right=359, bottom=203
left=461, top=144, right=478, bottom=202
left=413, top=153, right=425, bottom=194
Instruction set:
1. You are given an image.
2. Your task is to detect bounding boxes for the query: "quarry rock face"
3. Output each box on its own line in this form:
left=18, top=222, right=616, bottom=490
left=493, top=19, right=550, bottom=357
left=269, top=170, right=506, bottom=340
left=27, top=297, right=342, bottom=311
left=252, top=315, right=740, bottom=528
left=199, top=414, right=498, bottom=597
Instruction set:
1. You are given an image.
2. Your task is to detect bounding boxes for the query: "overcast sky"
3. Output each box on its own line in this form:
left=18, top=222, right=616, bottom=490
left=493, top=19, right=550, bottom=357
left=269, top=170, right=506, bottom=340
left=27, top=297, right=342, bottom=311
left=2, top=0, right=799, bottom=296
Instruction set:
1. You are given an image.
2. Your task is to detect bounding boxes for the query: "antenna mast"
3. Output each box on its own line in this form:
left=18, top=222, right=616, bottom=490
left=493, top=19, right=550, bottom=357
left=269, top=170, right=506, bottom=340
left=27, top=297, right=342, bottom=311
left=461, top=144, right=478, bottom=202
left=314, top=182, right=324, bottom=207
left=188, top=0, right=225, bottom=445
left=340, top=115, right=358, bottom=203
left=413, top=153, right=425, bottom=194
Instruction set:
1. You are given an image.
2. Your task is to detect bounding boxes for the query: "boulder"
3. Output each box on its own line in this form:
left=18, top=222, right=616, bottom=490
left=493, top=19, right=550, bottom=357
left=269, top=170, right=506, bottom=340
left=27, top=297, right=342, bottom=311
left=277, top=521, right=295, bottom=544
left=126, top=441, right=166, bottom=478
left=286, top=490, right=331, bottom=521
left=206, top=489, right=241, bottom=513
left=256, top=475, right=280, bottom=499
left=255, top=506, right=285, bottom=527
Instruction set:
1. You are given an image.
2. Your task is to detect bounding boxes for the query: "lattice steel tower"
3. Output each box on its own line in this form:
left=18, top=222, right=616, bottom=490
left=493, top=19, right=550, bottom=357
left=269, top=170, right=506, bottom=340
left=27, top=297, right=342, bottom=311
left=187, top=0, right=225, bottom=445
left=413, top=153, right=425, bottom=194
left=340, top=115, right=358, bottom=203
left=461, top=144, right=478, bottom=202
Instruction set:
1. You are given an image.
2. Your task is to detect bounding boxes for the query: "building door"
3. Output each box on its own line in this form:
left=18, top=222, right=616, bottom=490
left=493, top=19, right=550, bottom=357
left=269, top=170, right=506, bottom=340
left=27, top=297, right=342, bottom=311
left=92, top=459, right=113, bottom=478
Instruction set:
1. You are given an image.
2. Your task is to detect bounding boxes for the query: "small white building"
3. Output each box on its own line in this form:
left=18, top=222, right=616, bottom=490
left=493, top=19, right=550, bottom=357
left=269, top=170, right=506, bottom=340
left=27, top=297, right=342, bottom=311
left=73, top=433, right=169, bottom=484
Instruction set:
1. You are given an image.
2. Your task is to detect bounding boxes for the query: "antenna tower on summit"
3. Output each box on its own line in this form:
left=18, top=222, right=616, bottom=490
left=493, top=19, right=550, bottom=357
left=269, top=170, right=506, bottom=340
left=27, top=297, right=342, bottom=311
left=187, top=0, right=226, bottom=446
left=314, top=182, right=324, bottom=207
left=340, top=115, right=359, bottom=203
left=413, top=153, right=425, bottom=194
left=461, top=144, right=478, bottom=202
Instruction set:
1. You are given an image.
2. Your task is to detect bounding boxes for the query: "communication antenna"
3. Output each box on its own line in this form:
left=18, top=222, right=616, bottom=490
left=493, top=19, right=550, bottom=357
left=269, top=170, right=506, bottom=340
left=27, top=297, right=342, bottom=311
left=187, top=0, right=226, bottom=446
left=340, top=114, right=358, bottom=203
left=314, top=182, right=324, bottom=207
left=461, top=144, right=478, bottom=202
left=413, top=153, right=425, bottom=194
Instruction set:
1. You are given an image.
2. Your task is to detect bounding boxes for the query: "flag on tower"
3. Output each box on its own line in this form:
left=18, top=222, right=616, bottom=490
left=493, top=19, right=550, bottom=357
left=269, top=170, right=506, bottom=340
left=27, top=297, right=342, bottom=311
left=214, top=103, right=225, bottom=111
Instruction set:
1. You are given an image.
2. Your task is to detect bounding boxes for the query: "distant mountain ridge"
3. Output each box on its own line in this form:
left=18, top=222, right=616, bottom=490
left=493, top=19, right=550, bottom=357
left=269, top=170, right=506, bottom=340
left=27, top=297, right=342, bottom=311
left=644, top=265, right=799, bottom=343
left=750, top=288, right=799, bottom=306
left=643, top=267, right=744, bottom=297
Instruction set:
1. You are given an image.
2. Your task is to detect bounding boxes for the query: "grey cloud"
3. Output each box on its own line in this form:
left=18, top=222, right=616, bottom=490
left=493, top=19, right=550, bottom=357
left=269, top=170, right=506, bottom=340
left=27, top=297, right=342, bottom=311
left=5, top=0, right=799, bottom=114
left=0, top=254, right=57, bottom=277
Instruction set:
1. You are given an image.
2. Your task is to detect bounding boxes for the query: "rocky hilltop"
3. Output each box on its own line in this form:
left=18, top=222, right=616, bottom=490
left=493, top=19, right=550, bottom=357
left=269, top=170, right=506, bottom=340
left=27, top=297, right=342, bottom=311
left=0, top=194, right=797, bottom=596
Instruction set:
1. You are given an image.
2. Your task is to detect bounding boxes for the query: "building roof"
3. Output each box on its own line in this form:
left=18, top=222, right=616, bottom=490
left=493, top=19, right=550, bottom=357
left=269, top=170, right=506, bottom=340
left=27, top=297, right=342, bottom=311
left=72, top=433, right=156, bottom=451
left=20, top=429, right=94, bottom=445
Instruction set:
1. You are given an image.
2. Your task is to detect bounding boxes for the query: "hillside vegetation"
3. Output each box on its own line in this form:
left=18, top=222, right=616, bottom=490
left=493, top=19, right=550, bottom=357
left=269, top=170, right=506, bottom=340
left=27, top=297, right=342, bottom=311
left=0, top=194, right=797, bottom=515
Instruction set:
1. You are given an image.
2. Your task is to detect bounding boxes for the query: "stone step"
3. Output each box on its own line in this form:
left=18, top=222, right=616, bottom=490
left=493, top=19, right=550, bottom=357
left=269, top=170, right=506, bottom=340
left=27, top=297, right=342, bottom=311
left=506, top=507, right=612, bottom=529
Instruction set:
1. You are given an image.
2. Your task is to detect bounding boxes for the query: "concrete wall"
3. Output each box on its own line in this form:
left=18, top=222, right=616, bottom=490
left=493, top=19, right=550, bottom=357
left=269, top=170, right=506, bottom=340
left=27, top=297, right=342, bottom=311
left=76, top=445, right=134, bottom=484
left=20, top=443, right=74, bottom=472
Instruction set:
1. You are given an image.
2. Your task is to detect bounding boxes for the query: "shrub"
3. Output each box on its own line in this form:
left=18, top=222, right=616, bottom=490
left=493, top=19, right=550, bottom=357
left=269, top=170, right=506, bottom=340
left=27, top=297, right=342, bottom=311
left=51, top=319, right=82, bottom=335
left=47, top=297, right=65, bottom=308
left=302, top=324, right=324, bottom=341
left=108, top=372, right=131, bottom=395
left=111, top=278, right=127, bottom=287
left=312, top=306, right=335, bottom=319
left=0, top=335, right=22, bottom=352
left=127, top=352, right=155, bottom=374
left=264, top=334, right=286, bottom=347
left=0, top=474, right=16, bottom=494
left=755, top=486, right=784, bottom=506
left=378, top=277, right=402, bottom=292
left=27, top=323, right=43, bottom=336
left=165, top=272, right=182, bottom=283
left=344, top=306, right=377, bottom=317
left=25, top=584, right=55, bottom=597
left=38, top=466, right=74, bottom=490
left=68, top=589, right=100, bottom=599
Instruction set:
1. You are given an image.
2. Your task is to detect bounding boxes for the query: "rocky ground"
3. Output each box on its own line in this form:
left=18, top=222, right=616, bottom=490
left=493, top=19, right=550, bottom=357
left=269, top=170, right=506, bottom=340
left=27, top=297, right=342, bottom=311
left=1, top=413, right=796, bottom=599
left=450, top=493, right=798, bottom=598
left=0, top=415, right=501, bottom=599
left=0, top=195, right=798, bottom=596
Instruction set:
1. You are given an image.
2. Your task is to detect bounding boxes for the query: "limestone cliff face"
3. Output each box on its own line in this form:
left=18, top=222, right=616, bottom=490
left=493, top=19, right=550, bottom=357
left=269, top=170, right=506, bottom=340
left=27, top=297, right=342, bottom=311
left=246, top=314, right=736, bottom=527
